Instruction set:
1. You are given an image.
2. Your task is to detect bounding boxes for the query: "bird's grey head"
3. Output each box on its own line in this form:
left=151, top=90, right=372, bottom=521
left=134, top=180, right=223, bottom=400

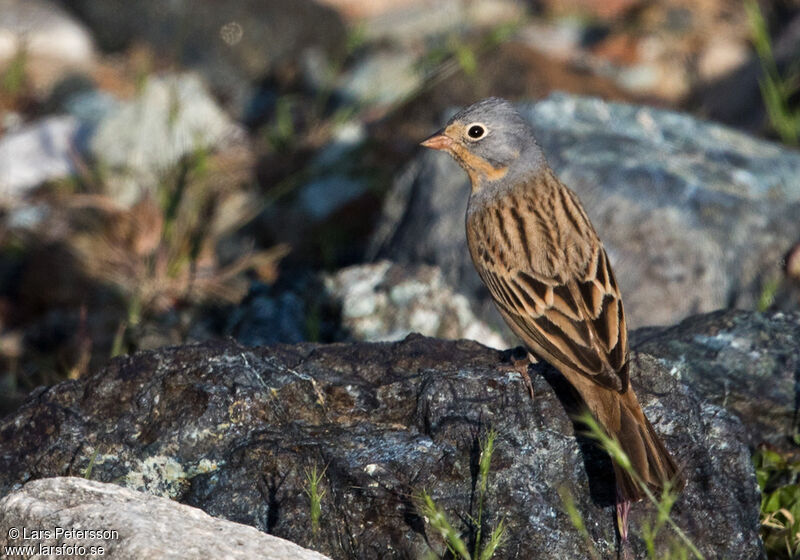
left=421, top=97, right=543, bottom=190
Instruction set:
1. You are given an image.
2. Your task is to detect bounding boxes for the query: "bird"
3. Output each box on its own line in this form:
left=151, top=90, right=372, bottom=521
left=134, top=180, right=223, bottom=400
left=420, top=97, right=684, bottom=536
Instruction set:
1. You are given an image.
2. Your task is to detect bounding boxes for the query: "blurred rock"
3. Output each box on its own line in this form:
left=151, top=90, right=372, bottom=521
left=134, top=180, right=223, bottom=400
left=90, top=73, right=242, bottom=206
left=336, top=49, right=421, bottom=108
left=517, top=19, right=585, bottom=59
left=307, top=0, right=523, bottom=111
left=299, top=177, right=368, bottom=222
left=0, top=83, right=117, bottom=196
left=696, top=36, right=750, bottom=83
left=228, top=261, right=506, bottom=348
left=540, top=0, right=643, bottom=21
left=0, top=316, right=764, bottom=558
left=370, top=94, right=800, bottom=331
left=45, top=74, right=122, bottom=126
left=299, top=124, right=370, bottom=221
left=312, top=121, right=366, bottom=168
left=0, top=115, right=82, bottom=199
left=1, top=136, right=265, bottom=401
left=59, top=0, right=347, bottom=117
left=4, top=202, right=49, bottom=230
left=516, top=1, right=752, bottom=103
left=62, top=88, right=120, bottom=126
left=228, top=287, right=307, bottom=346
left=0, top=0, right=95, bottom=95
left=324, top=261, right=508, bottom=348
left=0, top=477, right=330, bottom=560
left=693, top=12, right=800, bottom=133
left=318, top=0, right=523, bottom=43
left=614, top=36, right=692, bottom=100
left=634, top=309, right=800, bottom=452
left=253, top=117, right=377, bottom=264
left=302, top=45, right=421, bottom=112
left=1, top=111, right=23, bottom=133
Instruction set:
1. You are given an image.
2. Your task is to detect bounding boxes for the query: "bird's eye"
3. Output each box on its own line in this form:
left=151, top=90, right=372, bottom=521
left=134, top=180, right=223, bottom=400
left=467, top=124, right=486, bottom=139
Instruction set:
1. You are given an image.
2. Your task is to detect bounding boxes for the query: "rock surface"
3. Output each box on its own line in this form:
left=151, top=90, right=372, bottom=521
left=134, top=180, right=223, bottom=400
left=370, top=93, right=800, bottom=331
left=634, top=309, right=800, bottom=451
left=0, top=477, right=330, bottom=559
left=0, top=311, right=767, bottom=559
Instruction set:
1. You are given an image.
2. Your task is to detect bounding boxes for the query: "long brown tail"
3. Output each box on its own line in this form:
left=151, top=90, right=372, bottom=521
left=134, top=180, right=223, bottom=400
left=609, top=390, right=685, bottom=502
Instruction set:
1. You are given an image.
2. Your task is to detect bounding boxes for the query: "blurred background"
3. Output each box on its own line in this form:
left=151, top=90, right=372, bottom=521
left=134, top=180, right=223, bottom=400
left=0, top=0, right=799, bottom=417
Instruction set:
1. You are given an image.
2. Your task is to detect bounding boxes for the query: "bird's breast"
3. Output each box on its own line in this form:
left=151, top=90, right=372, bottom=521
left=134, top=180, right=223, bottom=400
left=466, top=189, right=582, bottom=280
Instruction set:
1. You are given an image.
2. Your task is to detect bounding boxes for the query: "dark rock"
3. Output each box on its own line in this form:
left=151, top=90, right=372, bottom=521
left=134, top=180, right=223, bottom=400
left=228, top=288, right=307, bottom=346
left=369, top=93, right=800, bottom=331
left=0, top=477, right=330, bottom=559
left=0, top=315, right=764, bottom=558
left=634, top=309, right=800, bottom=451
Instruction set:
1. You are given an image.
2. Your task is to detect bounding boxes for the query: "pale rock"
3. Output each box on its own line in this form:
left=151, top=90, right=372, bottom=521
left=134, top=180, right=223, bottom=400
left=0, top=477, right=330, bottom=560
left=0, top=0, right=95, bottom=93
left=90, top=74, right=242, bottom=206
left=0, top=115, right=80, bottom=199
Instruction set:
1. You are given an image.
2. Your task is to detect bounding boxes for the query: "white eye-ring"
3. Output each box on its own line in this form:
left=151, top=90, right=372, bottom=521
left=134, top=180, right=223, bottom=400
left=466, top=122, right=487, bottom=140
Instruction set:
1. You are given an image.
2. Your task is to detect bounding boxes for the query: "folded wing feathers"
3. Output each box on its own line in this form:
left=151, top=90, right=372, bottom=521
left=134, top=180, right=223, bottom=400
left=485, top=244, right=628, bottom=392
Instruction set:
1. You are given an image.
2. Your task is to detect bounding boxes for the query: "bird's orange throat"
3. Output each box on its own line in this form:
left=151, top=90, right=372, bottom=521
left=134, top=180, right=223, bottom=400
left=449, top=145, right=509, bottom=189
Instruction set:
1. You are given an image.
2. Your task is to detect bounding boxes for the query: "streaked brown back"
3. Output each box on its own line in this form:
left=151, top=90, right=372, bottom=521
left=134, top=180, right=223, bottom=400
left=466, top=170, right=629, bottom=392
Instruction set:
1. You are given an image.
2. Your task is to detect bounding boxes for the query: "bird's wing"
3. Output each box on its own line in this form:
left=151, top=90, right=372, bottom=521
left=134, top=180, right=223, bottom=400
left=480, top=246, right=629, bottom=392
